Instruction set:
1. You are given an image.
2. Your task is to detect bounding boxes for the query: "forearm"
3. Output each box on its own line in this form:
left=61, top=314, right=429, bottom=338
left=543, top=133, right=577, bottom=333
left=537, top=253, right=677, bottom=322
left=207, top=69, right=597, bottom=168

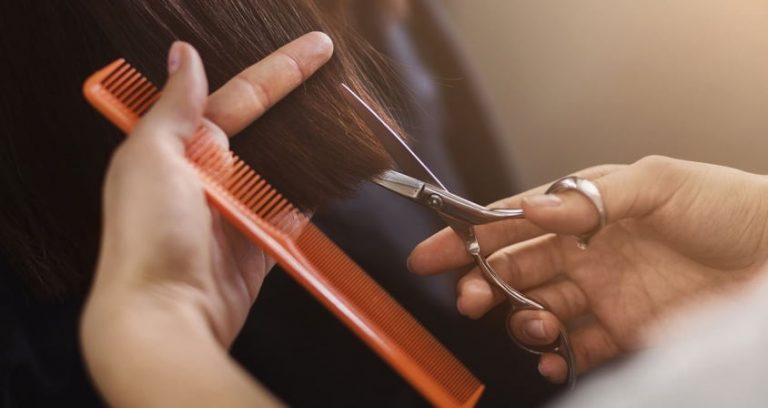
left=81, top=290, right=282, bottom=408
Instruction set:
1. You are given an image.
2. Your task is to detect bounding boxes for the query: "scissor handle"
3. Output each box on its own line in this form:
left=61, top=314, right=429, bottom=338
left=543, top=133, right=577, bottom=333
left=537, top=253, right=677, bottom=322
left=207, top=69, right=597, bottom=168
left=506, top=307, right=577, bottom=390
left=472, top=252, right=544, bottom=309
left=472, top=252, right=578, bottom=390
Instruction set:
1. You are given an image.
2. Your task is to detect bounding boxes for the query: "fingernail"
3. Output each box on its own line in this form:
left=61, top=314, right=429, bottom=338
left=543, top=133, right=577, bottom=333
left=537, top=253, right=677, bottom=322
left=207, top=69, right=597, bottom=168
left=524, top=194, right=562, bottom=208
left=523, top=319, right=548, bottom=340
left=167, top=42, right=183, bottom=74
left=406, top=255, right=415, bottom=273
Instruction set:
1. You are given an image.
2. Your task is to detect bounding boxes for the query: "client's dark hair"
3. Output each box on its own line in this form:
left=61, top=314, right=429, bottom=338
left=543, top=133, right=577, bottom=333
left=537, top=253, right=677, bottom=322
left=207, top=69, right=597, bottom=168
left=0, top=1, right=398, bottom=299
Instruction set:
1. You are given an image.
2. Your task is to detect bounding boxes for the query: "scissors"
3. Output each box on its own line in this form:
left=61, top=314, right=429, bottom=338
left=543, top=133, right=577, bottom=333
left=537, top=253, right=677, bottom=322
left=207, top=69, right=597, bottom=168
left=342, top=83, right=592, bottom=390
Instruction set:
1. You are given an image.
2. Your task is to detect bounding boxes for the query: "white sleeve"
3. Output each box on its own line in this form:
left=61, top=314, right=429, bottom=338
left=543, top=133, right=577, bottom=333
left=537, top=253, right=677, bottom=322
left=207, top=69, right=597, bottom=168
left=551, top=279, right=768, bottom=408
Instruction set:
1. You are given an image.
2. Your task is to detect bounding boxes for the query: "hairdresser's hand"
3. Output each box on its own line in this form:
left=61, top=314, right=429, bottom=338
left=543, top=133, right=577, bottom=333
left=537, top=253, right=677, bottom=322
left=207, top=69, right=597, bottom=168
left=409, top=156, right=768, bottom=383
left=82, top=34, right=332, bottom=408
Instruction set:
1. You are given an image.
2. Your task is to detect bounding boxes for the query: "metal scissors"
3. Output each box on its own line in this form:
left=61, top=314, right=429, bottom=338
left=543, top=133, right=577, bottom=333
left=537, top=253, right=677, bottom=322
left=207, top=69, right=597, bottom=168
left=342, top=84, right=582, bottom=389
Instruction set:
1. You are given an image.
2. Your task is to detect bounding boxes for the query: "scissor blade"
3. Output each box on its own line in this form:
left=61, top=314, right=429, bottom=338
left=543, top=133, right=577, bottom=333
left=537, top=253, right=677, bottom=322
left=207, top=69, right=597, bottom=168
left=341, top=83, right=446, bottom=190
left=372, top=169, right=427, bottom=200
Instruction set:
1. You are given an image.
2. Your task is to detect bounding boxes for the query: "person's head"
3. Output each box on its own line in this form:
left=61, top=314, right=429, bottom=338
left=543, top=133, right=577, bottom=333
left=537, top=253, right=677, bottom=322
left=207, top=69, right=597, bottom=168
left=0, top=1, right=399, bottom=299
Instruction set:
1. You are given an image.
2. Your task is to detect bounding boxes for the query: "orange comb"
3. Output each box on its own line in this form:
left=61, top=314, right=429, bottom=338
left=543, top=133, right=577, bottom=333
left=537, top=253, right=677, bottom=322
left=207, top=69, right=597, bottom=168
left=83, top=59, right=484, bottom=408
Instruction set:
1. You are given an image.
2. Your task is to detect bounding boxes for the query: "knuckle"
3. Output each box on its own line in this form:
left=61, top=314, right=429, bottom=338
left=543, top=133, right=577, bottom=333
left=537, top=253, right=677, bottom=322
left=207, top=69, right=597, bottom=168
left=492, top=247, right=523, bottom=286
left=556, top=283, right=580, bottom=317
left=548, top=235, right=565, bottom=270
left=205, top=105, right=235, bottom=131
left=634, top=154, right=688, bottom=202
left=232, top=75, right=270, bottom=114
left=580, top=163, right=621, bottom=179
left=498, top=221, right=526, bottom=250
left=634, top=155, right=678, bottom=173
left=275, top=49, right=309, bottom=82
left=573, top=339, right=596, bottom=371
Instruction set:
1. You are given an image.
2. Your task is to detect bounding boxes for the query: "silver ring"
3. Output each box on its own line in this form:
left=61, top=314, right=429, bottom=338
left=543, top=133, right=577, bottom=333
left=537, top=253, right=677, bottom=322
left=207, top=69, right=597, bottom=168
left=545, top=176, right=607, bottom=249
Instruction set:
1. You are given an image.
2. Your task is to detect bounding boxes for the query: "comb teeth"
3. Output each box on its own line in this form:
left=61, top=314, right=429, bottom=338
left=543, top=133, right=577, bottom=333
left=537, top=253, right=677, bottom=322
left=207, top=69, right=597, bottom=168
left=100, top=60, right=161, bottom=115
left=82, top=59, right=161, bottom=133
left=296, top=225, right=483, bottom=405
left=188, top=131, right=483, bottom=405
left=184, top=131, right=308, bottom=237
left=84, top=59, right=484, bottom=408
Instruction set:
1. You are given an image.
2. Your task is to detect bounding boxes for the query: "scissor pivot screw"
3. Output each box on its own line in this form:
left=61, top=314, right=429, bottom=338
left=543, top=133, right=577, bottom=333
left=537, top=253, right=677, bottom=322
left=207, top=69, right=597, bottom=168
left=427, top=195, right=443, bottom=209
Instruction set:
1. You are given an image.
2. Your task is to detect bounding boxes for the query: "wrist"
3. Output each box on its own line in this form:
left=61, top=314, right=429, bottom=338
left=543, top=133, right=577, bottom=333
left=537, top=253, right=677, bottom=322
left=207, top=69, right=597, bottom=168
left=83, top=280, right=215, bottom=342
left=81, top=285, right=281, bottom=408
left=81, top=288, right=221, bottom=404
left=88, top=251, right=224, bottom=338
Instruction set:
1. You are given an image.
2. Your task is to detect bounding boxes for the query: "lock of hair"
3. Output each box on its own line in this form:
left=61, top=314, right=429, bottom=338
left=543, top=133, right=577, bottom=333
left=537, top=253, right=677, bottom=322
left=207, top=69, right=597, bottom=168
left=83, top=59, right=484, bottom=408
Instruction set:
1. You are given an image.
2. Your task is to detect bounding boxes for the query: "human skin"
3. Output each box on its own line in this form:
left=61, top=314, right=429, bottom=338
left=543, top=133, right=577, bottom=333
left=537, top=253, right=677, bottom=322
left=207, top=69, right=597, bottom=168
left=409, top=156, right=768, bottom=383
left=80, top=33, right=333, bottom=407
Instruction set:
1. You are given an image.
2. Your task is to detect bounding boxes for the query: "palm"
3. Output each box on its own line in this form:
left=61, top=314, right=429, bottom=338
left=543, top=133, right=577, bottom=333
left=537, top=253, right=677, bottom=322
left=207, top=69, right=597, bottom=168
left=550, top=167, right=768, bottom=365
left=205, top=214, right=271, bottom=345
left=567, top=222, right=751, bottom=351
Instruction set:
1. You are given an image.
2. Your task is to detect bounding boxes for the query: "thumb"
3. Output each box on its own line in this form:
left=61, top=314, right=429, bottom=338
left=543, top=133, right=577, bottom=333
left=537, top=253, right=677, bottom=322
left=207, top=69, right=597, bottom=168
left=521, top=157, right=678, bottom=236
left=133, top=41, right=208, bottom=146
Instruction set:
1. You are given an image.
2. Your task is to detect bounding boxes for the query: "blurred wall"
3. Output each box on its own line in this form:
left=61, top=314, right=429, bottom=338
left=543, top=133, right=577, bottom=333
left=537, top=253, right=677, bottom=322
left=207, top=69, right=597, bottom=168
left=441, top=0, right=768, bottom=189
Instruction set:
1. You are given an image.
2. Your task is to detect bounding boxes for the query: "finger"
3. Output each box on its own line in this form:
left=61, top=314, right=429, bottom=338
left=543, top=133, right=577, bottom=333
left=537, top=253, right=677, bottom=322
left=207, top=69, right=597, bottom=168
left=508, top=309, right=562, bottom=347
left=102, top=43, right=211, bottom=269
left=200, top=118, right=230, bottom=149
left=206, top=31, right=334, bottom=136
left=537, top=322, right=621, bottom=383
left=135, top=42, right=208, bottom=148
left=537, top=353, right=569, bottom=384
left=507, top=280, right=589, bottom=343
left=409, top=221, right=546, bottom=276
left=525, top=279, right=589, bottom=321
left=455, top=234, right=566, bottom=318
left=210, top=210, right=272, bottom=302
left=523, top=158, right=684, bottom=237
left=408, top=164, right=623, bottom=275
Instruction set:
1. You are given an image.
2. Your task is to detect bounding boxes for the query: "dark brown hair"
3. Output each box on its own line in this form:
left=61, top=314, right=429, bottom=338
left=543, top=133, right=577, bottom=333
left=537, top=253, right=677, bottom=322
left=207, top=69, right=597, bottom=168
left=0, top=1, right=398, bottom=299
left=84, top=0, right=396, bottom=209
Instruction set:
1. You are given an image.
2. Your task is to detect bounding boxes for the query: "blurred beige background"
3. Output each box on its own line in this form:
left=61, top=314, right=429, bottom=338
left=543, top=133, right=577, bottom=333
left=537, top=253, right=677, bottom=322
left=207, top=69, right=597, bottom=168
left=441, top=0, right=768, bottom=189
